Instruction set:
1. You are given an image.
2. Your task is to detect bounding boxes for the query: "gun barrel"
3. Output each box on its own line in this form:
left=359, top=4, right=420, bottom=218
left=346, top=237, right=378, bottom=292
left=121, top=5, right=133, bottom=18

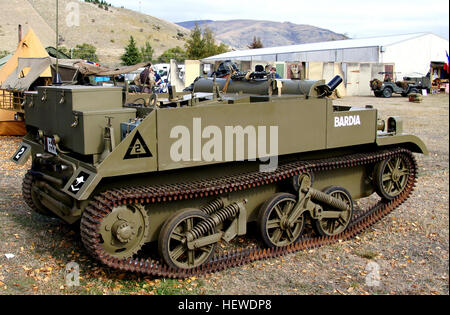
left=327, top=75, right=343, bottom=92
left=193, top=77, right=325, bottom=97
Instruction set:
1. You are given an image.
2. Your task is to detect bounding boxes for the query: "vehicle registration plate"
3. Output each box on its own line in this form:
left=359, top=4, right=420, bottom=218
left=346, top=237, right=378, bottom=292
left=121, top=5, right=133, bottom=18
left=44, top=136, right=58, bottom=155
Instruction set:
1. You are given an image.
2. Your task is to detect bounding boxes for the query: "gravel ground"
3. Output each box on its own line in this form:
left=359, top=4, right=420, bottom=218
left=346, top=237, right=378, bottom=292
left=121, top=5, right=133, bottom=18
left=0, top=94, right=448, bottom=295
left=202, top=94, right=449, bottom=295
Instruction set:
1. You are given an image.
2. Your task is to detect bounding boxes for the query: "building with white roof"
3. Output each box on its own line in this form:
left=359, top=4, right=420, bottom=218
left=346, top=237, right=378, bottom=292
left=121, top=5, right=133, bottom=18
left=201, top=33, right=449, bottom=96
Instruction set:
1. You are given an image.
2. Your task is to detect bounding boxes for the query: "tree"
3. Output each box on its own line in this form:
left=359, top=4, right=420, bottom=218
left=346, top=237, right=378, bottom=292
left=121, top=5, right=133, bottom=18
left=185, top=23, right=205, bottom=60
left=215, top=43, right=229, bottom=56
left=72, top=43, right=99, bottom=62
left=157, top=47, right=187, bottom=63
left=84, top=0, right=111, bottom=6
left=140, top=41, right=154, bottom=62
left=248, top=36, right=263, bottom=49
left=185, top=23, right=229, bottom=60
left=203, top=27, right=217, bottom=58
left=121, top=36, right=142, bottom=66
left=56, top=46, right=71, bottom=58
left=0, top=50, right=10, bottom=59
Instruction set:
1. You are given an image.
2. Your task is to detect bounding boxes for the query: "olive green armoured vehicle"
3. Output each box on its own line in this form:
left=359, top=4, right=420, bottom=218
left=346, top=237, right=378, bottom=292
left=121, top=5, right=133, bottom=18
left=11, top=75, right=427, bottom=277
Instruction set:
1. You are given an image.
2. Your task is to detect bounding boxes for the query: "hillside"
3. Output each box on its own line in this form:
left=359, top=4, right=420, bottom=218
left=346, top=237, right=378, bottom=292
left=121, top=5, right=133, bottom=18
left=177, top=20, right=348, bottom=49
left=0, top=0, right=190, bottom=65
left=0, top=0, right=57, bottom=52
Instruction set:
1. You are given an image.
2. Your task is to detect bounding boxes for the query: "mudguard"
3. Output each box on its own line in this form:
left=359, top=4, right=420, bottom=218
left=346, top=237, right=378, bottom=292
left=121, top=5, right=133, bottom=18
left=377, top=134, right=429, bottom=155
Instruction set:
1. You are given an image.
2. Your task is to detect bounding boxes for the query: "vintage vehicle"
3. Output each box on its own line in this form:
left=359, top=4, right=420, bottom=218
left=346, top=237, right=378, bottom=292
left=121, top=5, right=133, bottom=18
left=370, top=78, right=424, bottom=98
left=11, top=74, right=427, bottom=277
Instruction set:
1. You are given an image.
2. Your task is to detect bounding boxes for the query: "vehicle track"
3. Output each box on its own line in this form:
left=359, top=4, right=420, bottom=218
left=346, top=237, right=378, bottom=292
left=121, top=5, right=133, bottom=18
left=29, top=148, right=417, bottom=279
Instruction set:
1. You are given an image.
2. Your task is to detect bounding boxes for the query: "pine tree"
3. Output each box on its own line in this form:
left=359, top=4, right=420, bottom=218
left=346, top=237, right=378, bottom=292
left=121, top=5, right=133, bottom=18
left=203, top=27, right=217, bottom=58
left=185, top=24, right=229, bottom=59
left=121, top=36, right=142, bottom=66
left=185, top=23, right=205, bottom=60
left=215, top=43, right=229, bottom=56
left=140, top=42, right=154, bottom=62
left=248, top=36, right=264, bottom=49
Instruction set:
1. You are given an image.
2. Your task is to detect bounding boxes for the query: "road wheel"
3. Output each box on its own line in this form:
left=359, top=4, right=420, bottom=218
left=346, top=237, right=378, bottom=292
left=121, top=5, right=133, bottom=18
left=158, top=209, right=217, bottom=270
left=382, top=88, right=393, bottom=98
left=258, top=193, right=305, bottom=248
left=314, top=186, right=353, bottom=237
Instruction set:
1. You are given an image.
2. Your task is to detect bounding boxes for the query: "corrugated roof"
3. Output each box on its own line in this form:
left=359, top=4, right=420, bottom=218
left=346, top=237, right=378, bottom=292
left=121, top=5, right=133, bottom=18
left=204, top=33, right=430, bottom=61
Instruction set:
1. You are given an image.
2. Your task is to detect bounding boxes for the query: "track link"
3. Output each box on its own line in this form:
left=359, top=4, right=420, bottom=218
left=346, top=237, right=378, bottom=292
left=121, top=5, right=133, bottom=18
left=23, top=171, right=38, bottom=212
left=23, top=171, right=55, bottom=216
left=67, top=149, right=416, bottom=278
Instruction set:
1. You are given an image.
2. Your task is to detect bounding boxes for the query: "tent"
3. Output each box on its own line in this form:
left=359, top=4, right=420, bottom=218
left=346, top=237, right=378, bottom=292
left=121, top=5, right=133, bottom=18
left=0, top=28, right=51, bottom=85
left=1, top=57, right=152, bottom=90
left=2, top=57, right=52, bottom=91
left=0, top=54, right=12, bottom=69
left=0, top=28, right=50, bottom=136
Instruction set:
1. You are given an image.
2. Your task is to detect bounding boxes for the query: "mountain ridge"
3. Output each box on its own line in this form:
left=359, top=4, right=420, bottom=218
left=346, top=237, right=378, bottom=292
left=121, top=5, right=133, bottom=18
left=177, top=19, right=349, bottom=49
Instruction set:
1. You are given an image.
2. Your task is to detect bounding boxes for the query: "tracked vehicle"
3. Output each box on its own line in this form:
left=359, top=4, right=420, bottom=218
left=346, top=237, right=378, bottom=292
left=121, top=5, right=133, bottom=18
left=11, top=75, right=427, bottom=277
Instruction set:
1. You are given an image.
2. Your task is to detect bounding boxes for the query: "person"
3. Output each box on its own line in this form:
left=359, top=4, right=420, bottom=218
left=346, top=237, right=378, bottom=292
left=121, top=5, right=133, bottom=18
left=151, top=68, right=162, bottom=87
left=144, top=67, right=164, bottom=93
left=133, top=64, right=154, bottom=93
left=270, top=66, right=281, bottom=79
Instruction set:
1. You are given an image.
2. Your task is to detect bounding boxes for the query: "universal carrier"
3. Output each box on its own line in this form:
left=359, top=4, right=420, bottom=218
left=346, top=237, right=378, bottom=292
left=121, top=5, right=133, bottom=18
left=12, top=74, right=427, bottom=277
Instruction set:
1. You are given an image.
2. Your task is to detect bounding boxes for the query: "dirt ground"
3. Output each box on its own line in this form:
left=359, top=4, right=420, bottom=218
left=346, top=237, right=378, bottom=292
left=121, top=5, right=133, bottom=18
left=0, top=94, right=448, bottom=295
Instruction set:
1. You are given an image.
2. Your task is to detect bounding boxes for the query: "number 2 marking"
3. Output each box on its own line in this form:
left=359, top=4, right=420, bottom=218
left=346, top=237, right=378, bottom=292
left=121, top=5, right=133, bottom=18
left=135, top=143, right=141, bottom=153
left=15, top=148, right=25, bottom=160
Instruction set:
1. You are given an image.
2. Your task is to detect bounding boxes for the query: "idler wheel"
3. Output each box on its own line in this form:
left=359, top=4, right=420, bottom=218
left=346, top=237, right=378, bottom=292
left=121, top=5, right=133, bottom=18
left=258, top=193, right=305, bottom=248
left=98, top=205, right=149, bottom=259
left=374, top=154, right=410, bottom=200
left=292, top=172, right=314, bottom=192
left=314, top=186, right=353, bottom=237
left=158, top=209, right=217, bottom=270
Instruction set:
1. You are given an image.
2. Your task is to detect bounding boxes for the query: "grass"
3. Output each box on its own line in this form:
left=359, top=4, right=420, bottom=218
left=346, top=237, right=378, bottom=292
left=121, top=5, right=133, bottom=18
left=354, top=250, right=379, bottom=260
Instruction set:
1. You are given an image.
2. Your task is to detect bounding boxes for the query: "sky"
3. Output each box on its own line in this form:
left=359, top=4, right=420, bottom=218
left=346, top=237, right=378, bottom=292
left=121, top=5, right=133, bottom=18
left=107, top=0, right=449, bottom=40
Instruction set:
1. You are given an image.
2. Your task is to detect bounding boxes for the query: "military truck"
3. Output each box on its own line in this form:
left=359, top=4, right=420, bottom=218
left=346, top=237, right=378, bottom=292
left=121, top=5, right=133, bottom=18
left=11, top=75, right=427, bottom=276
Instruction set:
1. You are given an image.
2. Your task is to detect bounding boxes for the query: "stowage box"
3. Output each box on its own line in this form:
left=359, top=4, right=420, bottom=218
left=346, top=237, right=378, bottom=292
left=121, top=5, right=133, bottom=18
left=24, top=86, right=136, bottom=155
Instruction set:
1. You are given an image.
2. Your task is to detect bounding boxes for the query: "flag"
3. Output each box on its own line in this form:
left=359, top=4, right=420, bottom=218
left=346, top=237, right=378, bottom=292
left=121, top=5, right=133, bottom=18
left=445, top=51, right=449, bottom=73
